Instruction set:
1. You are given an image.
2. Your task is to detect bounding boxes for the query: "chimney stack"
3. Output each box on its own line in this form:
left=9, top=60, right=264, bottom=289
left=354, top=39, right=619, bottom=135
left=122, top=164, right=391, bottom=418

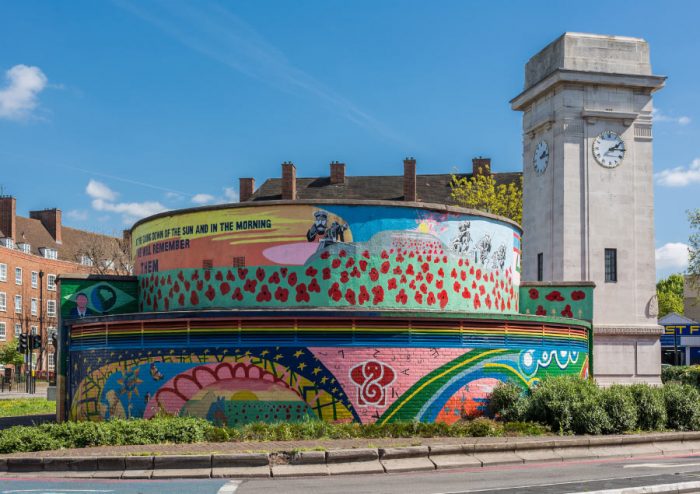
left=330, top=161, right=346, bottom=184
left=281, top=162, right=297, bottom=200
left=472, top=157, right=492, bottom=177
left=239, top=178, right=255, bottom=202
left=0, top=196, right=16, bottom=241
left=30, top=208, right=62, bottom=243
left=403, top=157, right=417, bottom=202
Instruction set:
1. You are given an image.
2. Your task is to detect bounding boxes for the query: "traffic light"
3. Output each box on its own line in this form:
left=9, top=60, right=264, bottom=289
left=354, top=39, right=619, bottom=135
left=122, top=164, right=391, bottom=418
left=31, top=334, right=42, bottom=350
left=18, top=333, right=27, bottom=353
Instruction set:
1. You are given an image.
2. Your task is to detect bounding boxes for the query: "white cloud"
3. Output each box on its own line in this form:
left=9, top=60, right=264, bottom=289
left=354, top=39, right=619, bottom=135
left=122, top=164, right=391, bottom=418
left=191, top=193, right=215, bottom=205
left=0, top=64, right=48, bottom=120
left=653, top=108, right=691, bottom=125
left=86, top=179, right=119, bottom=201
left=655, top=158, right=700, bottom=187
left=656, top=242, right=689, bottom=271
left=66, top=209, right=88, bottom=221
left=223, top=187, right=239, bottom=202
left=91, top=198, right=167, bottom=218
left=86, top=179, right=168, bottom=224
left=190, top=187, right=240, bottom=205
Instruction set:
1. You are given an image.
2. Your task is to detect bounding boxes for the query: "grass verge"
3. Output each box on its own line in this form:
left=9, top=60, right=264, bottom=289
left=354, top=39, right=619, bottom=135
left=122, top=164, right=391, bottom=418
left=0, top=398, right=56, bottom=418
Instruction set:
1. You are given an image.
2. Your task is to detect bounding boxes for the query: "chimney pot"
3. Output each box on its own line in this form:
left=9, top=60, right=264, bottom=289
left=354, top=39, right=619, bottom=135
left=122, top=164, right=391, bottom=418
left=281, top=162, right=297, bottom=200
left=472, top=157, right=492, bottom=177
left=0, top=196, right=16, bottom=242
left=330, top=161, right=346, bottom=184
left=403, top=157, right=417, bottom=202
left=239, top=178, right=256, bottom=202
left=29, top=207, right=62, bottom=244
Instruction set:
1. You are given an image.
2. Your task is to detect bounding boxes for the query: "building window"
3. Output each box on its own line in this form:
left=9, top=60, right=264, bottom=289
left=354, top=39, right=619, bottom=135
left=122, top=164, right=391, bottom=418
left=14, top=295, right=21, bottom=313
left=14, top=323, right=21, bottom=337
left=47, top=274, right=56, bottom=291
left=17, top=243, right=31, bottom=254
left=15, top=267, right=22, bottom=285
left=0, top=263, right=6, bottom=282
left=31, top=298, right=38, bottom=316
left=47, top=300, right=56, bottom=317
left=30, top=325, right=37, bottom=335
left=41, top=248, right=58, bottom=260
left=605, top=248, right=617, bottom=283
left=48, top=353, right=55, bottom=371
left=79, top=255, right=93, bottom=267
left=0, top=292, right=5, bottom=312
left=48, top=326, right=57, bottom=340
left=537, top=253, right=543, bottom=281
left=31, top=271, right=38, bottom=289
left=0, top=322, right=5, bottom=341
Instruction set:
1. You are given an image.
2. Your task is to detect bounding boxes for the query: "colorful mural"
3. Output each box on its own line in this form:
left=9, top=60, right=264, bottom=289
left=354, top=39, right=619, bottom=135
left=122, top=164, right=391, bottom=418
left=60, top=277, right=139, bottom=320
left=67, top=318, right=590, bottom=424
left=132, top=204, right=522, bottom=314
left=519, top=283, right=594, bottom=321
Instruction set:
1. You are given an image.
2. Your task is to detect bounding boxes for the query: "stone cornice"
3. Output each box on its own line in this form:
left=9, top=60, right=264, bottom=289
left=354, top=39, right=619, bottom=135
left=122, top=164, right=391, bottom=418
left=593, top=325, right=664, bottom=336
left=511, top=69, right=667, bottom=111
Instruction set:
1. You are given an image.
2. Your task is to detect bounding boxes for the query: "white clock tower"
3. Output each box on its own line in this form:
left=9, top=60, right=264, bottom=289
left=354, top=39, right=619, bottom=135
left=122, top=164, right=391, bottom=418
left=511, top=33, right=666, bottom=384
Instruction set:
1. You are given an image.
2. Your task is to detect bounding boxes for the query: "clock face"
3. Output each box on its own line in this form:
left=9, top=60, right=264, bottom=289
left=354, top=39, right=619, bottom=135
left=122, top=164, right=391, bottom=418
left=593, top=130, right=625, bottom=168
left=532, top=140, right=549, bottom=175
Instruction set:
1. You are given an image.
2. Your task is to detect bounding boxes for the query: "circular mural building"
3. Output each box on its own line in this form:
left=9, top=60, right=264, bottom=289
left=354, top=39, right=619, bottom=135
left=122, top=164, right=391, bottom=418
left=60, top=200, right=592, bottom=425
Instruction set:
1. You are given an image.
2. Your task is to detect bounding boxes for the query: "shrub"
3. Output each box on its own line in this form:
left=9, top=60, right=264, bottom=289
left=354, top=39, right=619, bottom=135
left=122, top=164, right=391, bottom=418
left=629, top=384, right=667, bottom=431
left=664, top=383, right=700, bottom=431
left=600, top=385, right=637, bottom=434
left=527, top=376, right=609, bottom=435
left=466, top=417, right=501, bottom=437
left=661, top=365, right=700, bottom=388
left=0, top=425, right=63, bottom=454
left=488, top=381, right=528, bottom=422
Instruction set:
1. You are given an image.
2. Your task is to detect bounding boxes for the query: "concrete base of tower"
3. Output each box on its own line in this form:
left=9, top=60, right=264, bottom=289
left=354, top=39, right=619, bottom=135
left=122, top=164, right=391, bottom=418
left=592, top=325, right=664, bottom=386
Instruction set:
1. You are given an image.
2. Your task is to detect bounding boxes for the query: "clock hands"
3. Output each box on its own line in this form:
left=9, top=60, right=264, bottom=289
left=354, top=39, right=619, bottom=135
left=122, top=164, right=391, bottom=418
left=539, top=150, right=548, bottom=160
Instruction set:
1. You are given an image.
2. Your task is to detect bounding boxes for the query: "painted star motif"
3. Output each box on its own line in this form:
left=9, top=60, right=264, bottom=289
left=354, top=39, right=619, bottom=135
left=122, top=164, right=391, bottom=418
left=320, top=376, right=328, bottom=384
left=274, top=354, right=283, bottom=361
left=298, top=362, right=307, bottom=371
left=312, top=367, right=322, bottom=375
left=294, top=350, right=305, bottom=358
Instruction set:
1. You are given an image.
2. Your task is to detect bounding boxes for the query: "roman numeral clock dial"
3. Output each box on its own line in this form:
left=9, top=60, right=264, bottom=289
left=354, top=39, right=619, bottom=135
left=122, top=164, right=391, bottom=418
left=593, top=130, right=625, bottom=168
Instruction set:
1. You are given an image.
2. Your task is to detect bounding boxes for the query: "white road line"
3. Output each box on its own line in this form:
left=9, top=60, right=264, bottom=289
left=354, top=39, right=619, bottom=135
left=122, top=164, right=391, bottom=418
left=216, top=481, right=241, bottom=494
left=624, top=462, right=700, bottom=469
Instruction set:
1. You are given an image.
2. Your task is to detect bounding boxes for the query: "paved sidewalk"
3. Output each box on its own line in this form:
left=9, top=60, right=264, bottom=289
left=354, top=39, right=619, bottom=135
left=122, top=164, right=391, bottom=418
left=3, top=431, right=700, bottom=480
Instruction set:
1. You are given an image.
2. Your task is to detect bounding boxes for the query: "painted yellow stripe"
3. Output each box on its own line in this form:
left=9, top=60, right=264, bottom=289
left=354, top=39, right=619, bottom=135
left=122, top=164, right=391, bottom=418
left=483, top=362, right=538, bottom=387
left=380, top=348, right=507, bottom=424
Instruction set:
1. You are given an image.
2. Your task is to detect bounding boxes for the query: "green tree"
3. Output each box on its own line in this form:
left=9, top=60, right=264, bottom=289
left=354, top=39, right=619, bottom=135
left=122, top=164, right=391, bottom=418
left=450, top=174, right=523, bottom=225
left=657, top=274, right=685, bottom=317
left=0, top=340, right=24, bottom=367
left=689, top=209, right=700, bottom=288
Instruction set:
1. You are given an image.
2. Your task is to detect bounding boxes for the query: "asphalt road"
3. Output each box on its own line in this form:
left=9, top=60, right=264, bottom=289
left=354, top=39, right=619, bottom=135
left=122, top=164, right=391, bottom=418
left=4, top=453, right=700, bottom=494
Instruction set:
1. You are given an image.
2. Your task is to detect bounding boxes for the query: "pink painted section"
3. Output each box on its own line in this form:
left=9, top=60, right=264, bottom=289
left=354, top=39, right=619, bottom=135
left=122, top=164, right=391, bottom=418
left=309, top=347, right=468, bottom=424
left=262, top=242, right=318, bottom=265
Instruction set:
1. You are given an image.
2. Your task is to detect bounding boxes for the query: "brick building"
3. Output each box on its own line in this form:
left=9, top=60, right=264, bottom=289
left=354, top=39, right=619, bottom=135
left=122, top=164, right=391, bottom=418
left=0, top=196, right=122, bottom=375
left=239, top=157, right=520, bottom=203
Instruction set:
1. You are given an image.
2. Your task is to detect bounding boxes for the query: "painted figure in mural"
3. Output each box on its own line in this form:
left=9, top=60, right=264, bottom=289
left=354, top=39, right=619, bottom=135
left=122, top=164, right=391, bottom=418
left=69, top=293, right=95, bottom=318
left=492, top=244, right=506, bottom=270
left=451, top=221, right=472, bottom=255
left=476, top=234, right=492, bottom=265
left=306, top=210, right=348, bottom=249
left=306, top=211, right=329, bottom=242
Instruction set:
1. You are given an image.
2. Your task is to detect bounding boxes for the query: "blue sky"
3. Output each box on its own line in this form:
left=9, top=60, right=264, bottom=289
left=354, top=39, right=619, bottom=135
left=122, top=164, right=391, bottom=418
left=0, top=0, right=697, bottom=279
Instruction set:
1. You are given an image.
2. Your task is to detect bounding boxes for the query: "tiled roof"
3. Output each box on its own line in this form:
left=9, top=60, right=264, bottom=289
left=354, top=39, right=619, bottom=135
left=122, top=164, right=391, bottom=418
left=4, top=216, right=119, bottom=264
left=249, top=172, right=522, bottom=204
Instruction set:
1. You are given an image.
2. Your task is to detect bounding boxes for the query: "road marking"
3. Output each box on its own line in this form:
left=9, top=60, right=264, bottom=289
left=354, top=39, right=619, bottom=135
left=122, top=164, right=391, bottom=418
left=624, top=462, right=700, bottom=469
left=216, top=481, right=241, bottom=494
